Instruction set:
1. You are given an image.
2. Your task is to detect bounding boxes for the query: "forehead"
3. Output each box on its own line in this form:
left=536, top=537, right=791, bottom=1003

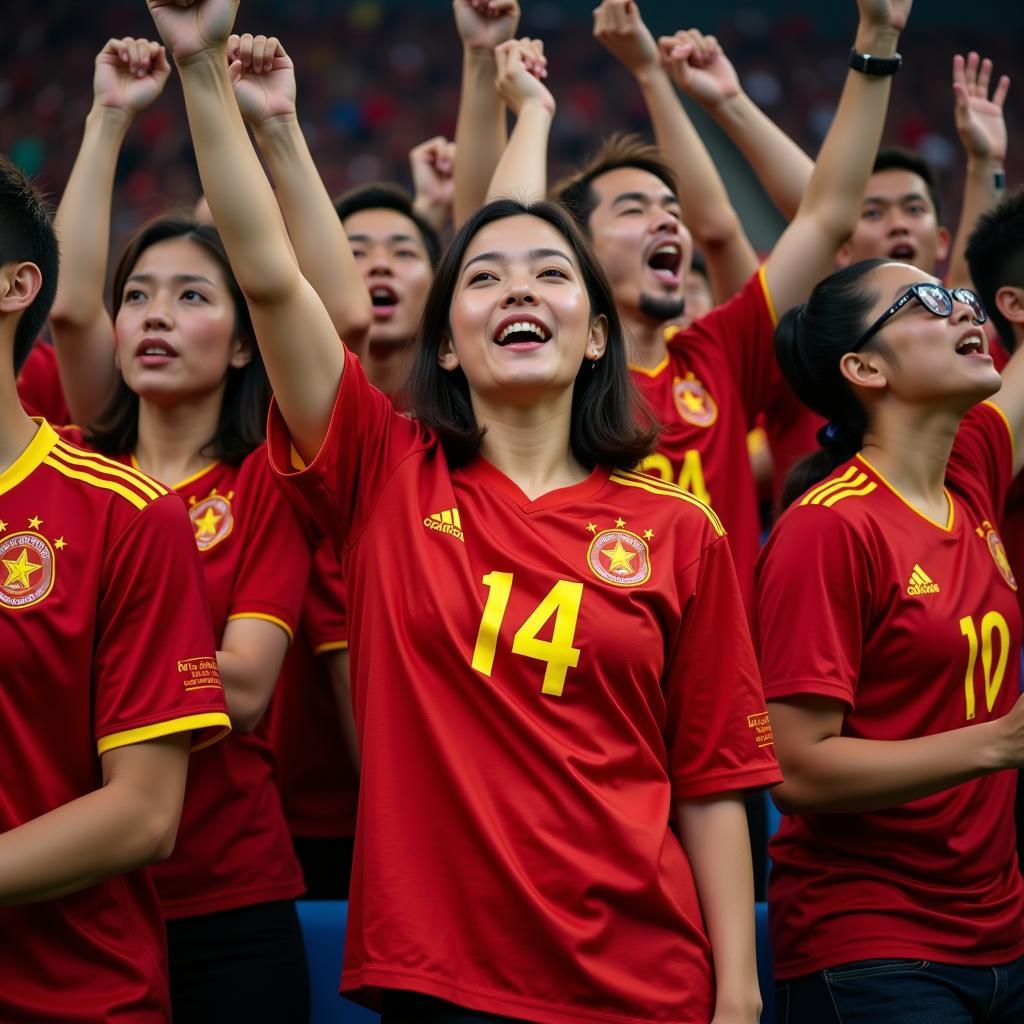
left=131, top=236, right=225, bottom=282
left=589, top=166, right=678, bottom=207
left=461, top=214, right=577, bottom=264
left=343, top=207, right=425, bottom=247
left=868, top=261, right=940, bottom=302
left=863, top=168, right=935, bottom=209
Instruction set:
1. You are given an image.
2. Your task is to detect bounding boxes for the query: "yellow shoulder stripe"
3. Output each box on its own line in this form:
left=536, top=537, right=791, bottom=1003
left=981, top=400, right=1015, bottom=465
left=757, top=265, right=779, bottom=328
left=54, top=442, right=166, bottom=500
left=800, top=466, right=860, bottom=506
left=820, top=481, right=878, bottom=507
left=610, top=470, right=725, bottom=536
left=43, top=457, right=148, bottom=510
left=97, top=712, right=231, bottom=755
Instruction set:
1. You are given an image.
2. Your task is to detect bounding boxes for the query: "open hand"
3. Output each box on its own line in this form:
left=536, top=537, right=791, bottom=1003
left=494, top=38, right=553, bottom=117
left=453, top=0, right=520, bottom=54
left=953, top=52, right=1010, bottom=164
left=93, top=37, right=171, bottom=116
left=146, top=0, right=238, bottom=64
left=659, top=29, right=741, bottom=108
left=228, top=34, right=296, bottom=127
left=593, top=0, right=659, bottom=76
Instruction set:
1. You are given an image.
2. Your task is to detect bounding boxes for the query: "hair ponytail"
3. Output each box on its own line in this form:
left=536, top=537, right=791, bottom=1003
left=775, top=260, right=888, bottom=507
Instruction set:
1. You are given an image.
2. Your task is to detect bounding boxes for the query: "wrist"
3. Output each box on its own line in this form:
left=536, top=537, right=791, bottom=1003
left=632, top=62, right=667, bottom=89
left=981, top=718, right=1012, bottom=772
left=464, top=44, right=499, bottom=64
left=87, top=104, right=133, bottom=135
left=252, top=112, right=300, bottom=144
left=514, top=99, right=555, bottom=121
left=966, top=153, right=1003, bottom=173
left=853, top=24, right=900, bottom=58
left=708, top=89, right=750, bottom=121
left=175, top=47, right=229, bottom=73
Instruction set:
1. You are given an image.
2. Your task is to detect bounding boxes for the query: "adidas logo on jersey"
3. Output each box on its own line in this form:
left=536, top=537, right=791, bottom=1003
left=423, top=507, right=464, bottom=542
left=907, top=564, right=940, bottom=596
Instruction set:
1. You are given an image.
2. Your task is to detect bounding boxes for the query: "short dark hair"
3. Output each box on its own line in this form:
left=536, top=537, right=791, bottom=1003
left=775, top=259, right=891, bottom=507
left=334, top=183, right=441, bottom=267
left=872, top=147, right=943, bottom=224
left=406, top=198, right=658, bottom=469
left=552, top=133, right=679, bottom=236
left=86, top=215, right=269, bottom=464
left=0, top=156, right=59, bottom=375
left=966, top=187, right=1024, bottom=349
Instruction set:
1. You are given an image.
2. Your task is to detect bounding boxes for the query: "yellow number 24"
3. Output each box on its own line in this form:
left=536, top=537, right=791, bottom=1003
left=471, top=571, right=584, bottom=697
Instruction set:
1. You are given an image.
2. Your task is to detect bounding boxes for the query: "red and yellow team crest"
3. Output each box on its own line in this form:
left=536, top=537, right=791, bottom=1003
left=986, top=527, right=1018, bottom=591
left=189, top=492, right=234, bottom=552
left=0, top=531, right=56, bottom=609
left=673, top=373, right=717, bottom=428
left=587, top=524, right=652, bottom=587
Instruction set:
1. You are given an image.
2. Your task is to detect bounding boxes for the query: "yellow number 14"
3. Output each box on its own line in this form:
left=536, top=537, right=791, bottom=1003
left=471, top=571, right=584, bottom=697
left=960, top=611, right=1010, bottom=720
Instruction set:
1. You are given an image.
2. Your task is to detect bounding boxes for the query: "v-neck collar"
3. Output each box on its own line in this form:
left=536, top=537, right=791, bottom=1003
left=0, top=420, right=57, bottom=497
left=464, top=456, right=610, bottom=512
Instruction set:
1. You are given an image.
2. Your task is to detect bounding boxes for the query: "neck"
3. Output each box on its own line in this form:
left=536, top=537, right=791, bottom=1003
left=859, top=401, right=966, bottom=519
left=134, top=388, right=225, bottom=487
left=474, top=392, right=587, bottom=501
left=622, top=309, right=668, bottom=370
left=364, top=340, right=415, bottom=397
left=0, top=368, right=38, bottom=476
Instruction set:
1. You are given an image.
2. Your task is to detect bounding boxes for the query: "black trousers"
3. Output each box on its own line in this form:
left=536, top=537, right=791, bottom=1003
left=292, top=834, right=355, bottom=900
left=381, top=991, right=530, bottom=1023
left=165, top=899, right=309, bottom=1024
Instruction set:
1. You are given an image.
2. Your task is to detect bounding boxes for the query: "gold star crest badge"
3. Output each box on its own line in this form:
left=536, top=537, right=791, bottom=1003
left=586, top=520, right=653, bottom=587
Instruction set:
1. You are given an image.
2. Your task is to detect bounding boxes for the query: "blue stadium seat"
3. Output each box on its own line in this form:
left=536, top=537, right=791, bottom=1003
left=296, top=900, right=380, bottom=1024
left=756, top=901, right=775, bottom=1024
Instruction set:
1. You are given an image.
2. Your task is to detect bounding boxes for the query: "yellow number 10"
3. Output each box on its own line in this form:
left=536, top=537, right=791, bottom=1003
left=471, top=571, right=584, bottom=697
left=960, top=611, right=1010, bottom=720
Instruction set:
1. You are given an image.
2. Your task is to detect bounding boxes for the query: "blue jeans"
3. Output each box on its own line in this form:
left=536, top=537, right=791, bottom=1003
left=776, top=956, right=1024, bottom=1023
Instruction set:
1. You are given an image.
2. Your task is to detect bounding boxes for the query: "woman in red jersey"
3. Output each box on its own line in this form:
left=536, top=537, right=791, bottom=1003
left=757, top=258, right=1024, bottom=1022
left=0, top=159, right=231, bottom=1022
left=149, top=2, right=783, bottom=1022
left=46, top=36, right=335, bottom=1024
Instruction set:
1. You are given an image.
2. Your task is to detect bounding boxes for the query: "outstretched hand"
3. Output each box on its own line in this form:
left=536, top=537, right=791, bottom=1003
left=953, top=52, right=1010, bottom=164
left=494, top=38, right=553, bottom=117
left=659, top=30, right=741, bottom=108
left=855, top=0, right=912, bottom=33
left=593, top=0, right=659, bottom=76
left=228, top=34, right=296, bottom=127
left=93, top=37, right=171, bottom=116
left=146, top=0, right=238, bottom=64
left=453, top=0, right=520, bottom=54
left=411, top=136, right=457, bottom=213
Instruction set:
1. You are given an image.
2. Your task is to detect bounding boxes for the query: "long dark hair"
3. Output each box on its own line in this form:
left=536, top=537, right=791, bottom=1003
left=777, top=259, right=890, bottom=508
left=406, top=198, right=658, bottom=469
left=86, top=215, right=269, bottom=464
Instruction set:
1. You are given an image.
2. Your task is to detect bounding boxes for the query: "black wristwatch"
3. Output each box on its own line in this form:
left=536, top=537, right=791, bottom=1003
left=848, top=48, right=903, bottom=76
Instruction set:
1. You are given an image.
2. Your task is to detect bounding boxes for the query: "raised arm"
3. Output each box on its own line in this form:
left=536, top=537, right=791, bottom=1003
left=594, top=0, right=757, bottom=304
left=147, top=0, right=341, bottom=462
left=660, top=28, right=814, bottom=224
left=410, top=135, right=457, bottom=235
left=49, top=38, right=170, bottom=425
left=229, top=32, right=371, bottom=348
left=947, top=52, right=1010, bottom=289
left=486, top=38, right=553, bottom=204
left=763, top=0, right=912, bottom=317
left=452, top=0, right=520, bottom=226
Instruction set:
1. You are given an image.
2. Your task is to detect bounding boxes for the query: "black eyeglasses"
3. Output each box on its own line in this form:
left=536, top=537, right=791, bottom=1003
left=853, top=283, right=987, bottom=350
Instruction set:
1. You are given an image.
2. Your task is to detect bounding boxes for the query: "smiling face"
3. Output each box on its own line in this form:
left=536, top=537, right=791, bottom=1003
left=344, top=207, right=434, bottom=347
left=844, top=262, right=1000, bottom=408
left=441, top=214, right=607, bottom=404
left=584, top=166, right=692, bottom=326
left=114, top=236, right=249, bottom=404
left=837, top=169, right=950, bottom=275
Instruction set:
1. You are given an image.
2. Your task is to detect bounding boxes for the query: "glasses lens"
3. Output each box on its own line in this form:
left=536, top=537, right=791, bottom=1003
left=917, top=284, right=952, bottom=316
left=953, top=288, right=988, bottom=323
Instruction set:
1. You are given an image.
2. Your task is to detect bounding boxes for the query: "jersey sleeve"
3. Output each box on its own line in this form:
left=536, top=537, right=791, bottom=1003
left=683, top=266, right=781, bottom=428
left=754, top=504, right=872, bottom=709
left=304, top=539, right=348, bottom=654
left=947, top=401, right=1015, bottom=515
left=94, top=493, right=231, bottom=755
left=664, top=531, right=782, bottom=800
left=267, top=348, right=429, bottom=551
left=224, top=452, right=312, bottom=642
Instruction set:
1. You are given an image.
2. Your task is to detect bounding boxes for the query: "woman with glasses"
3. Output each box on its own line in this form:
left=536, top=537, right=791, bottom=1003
left=756, top=257, right=1024, bottom=1022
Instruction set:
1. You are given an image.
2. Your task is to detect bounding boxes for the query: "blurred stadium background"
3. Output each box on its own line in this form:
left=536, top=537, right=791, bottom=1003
left=4, top=1, right=1022, bottom=253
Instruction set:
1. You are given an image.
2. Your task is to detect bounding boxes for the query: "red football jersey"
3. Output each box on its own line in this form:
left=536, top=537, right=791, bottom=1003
left=0, top=422, right=229, bottom=1022
left=756, top=402, right=1024, bottom=977
left=632, top=268, right=779, bottom=612
left=268, top=539, right=358, bottom=839
left=16, top=341, right=70, bottom=424
left=267, top=353, right=782, bottom=1024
